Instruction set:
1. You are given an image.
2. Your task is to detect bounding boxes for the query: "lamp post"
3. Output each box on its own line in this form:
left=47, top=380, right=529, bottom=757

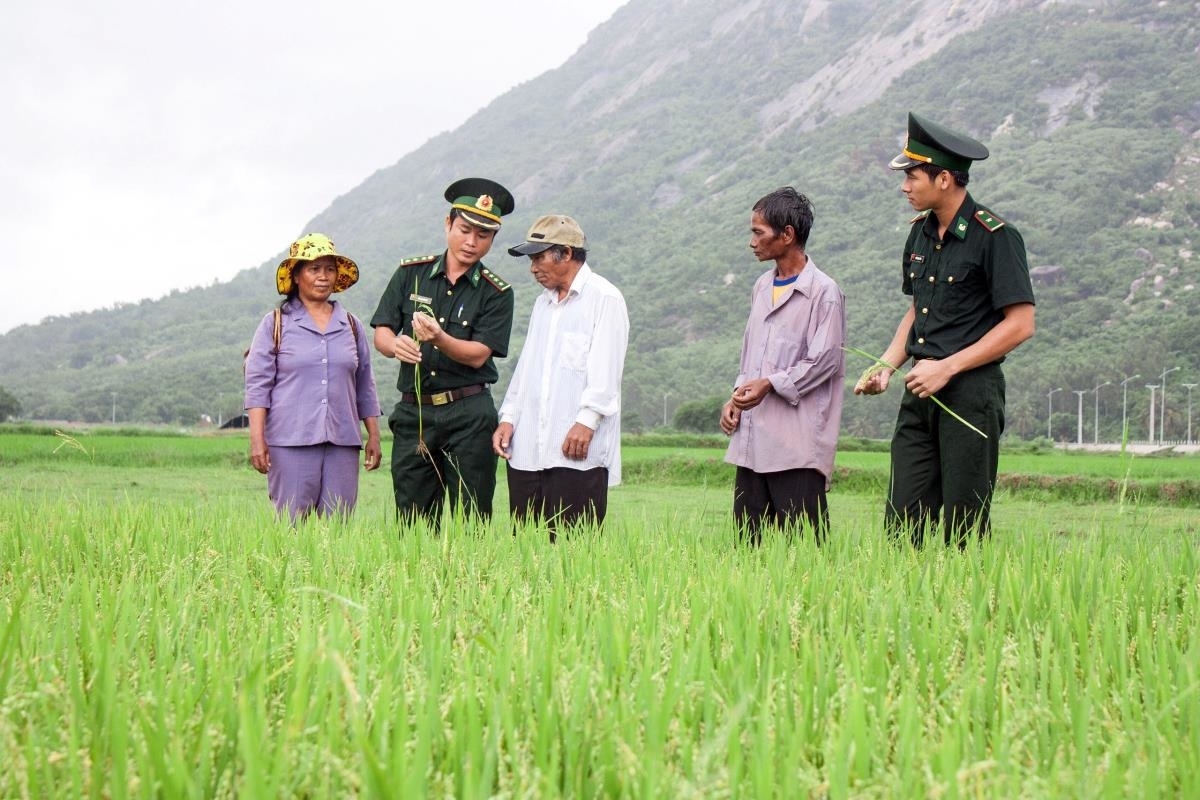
left=1120, top=374, right=1140, bottom=441
left=1159, top=366, right=1180, bottom=443
left=111, top=392, right=117, bottom=425
left=1047, top=387, right=1062, bottom=441
left=662, top=392, right=671, bottom=429
left=1146, top=385, right=1159, bottom=443
left=1072, top=389, right=1087, bottom=445
left=1183, top=383, right=1198, bottom=445
left=1092, top=380, right=1111, bottom=444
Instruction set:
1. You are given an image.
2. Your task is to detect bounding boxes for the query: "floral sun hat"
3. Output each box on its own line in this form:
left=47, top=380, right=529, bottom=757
left=275, top=233, right=360, bottom=295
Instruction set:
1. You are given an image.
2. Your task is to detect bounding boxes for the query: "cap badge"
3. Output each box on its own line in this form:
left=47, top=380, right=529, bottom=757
left=476, top=195, right=494, bottom=213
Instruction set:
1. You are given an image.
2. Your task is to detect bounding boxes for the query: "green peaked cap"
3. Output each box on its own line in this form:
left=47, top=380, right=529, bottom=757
left=444, top=177, right=515, bottom=230
left=889, top=112, right=990, bottom=173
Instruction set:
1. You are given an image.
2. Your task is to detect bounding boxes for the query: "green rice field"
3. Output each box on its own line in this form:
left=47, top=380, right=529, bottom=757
left=1, top=428, right=1197, bottom=798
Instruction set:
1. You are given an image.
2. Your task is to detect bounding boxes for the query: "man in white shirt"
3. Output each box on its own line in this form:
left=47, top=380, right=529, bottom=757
left=492, top=215, right=629, bottom=539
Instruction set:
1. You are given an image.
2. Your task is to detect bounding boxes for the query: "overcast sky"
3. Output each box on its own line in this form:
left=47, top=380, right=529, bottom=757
left=0, top=0, right=628, bottom=334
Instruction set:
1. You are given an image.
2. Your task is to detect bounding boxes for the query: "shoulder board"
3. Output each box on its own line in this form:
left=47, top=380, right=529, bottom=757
left=399, top=254, right=439, bottom=268
left=909, top=210, right=931, bottom=225
left=974, top=209, right=1006, bottom=232
left=480, top=267, right=511, bottom=292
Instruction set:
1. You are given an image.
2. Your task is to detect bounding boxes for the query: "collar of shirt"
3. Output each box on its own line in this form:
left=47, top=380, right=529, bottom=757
left=541, top=261, right=594, bottom=304
left=920, top=192, right=978, bottom=242
left=769, top=256, right=821, bottom=301
left=425, top=252, right=483, bottom=287
left=283, top=297, right=346, bottom=334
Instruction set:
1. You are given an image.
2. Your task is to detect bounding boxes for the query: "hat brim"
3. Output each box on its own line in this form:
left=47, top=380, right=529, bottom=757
left=507, top=241, right=555, bottom=256
left=457, top=209, right=502, bottom=230
left=889, top=152, right=924, bottom=171
left=276, top=256, right=360, bottom=295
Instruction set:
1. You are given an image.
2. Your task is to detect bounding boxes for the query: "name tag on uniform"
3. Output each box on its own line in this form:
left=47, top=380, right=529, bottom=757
left=409, top=292, right=433, bottom=305
left=909, top=253, right=925, bottom=263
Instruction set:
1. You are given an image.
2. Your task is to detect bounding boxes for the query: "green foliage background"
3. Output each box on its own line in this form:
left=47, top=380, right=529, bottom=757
left=0, top=386, right=19, bottom=421
left=1, top=0, right=1198, bottom=440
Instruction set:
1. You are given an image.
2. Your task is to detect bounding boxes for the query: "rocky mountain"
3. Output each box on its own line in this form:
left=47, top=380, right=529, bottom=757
left=3, top=0, right=1198, bottom=441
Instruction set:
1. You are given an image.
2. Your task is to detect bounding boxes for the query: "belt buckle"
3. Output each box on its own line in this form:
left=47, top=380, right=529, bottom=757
left=431, top=390, right=451, bottom=406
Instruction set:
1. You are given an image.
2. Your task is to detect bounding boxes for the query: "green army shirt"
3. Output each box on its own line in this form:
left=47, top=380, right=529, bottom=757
left=901, top=193, right=1035, bottom=362
left=370, top=253, right=515, bottom=393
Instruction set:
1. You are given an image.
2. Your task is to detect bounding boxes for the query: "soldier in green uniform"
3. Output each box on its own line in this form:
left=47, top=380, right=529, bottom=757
left=370, top=178, right=516, bottom=526
left=854, top=113, right=1036, bottom=547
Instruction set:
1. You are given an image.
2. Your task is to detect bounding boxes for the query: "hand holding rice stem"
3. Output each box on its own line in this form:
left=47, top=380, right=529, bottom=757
left=854, top=362, right=891, bottom=391
left=844, top=346, right=987, bottom=439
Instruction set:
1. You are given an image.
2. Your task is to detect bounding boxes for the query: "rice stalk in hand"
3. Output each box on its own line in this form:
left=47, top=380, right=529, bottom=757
left=844, top=346, right=987, bottom=439
left=410, top=280, right=438, bottom=461
left=411, top=331, right=433, bottom=458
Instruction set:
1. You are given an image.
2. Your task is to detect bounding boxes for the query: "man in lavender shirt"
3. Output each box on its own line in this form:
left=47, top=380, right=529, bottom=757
left=720, top=187, right=846, bottom=545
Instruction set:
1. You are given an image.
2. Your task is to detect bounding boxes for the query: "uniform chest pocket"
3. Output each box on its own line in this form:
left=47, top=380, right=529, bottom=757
left=939, top=259, right=985, bottom=315
left=906, top=257, right=932, bottom=293
left=399, top=298, right=420, bottom=337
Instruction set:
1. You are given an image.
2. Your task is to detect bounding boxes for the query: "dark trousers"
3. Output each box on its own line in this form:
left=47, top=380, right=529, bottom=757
left=733, top=466, right=829, bottom=546
left=506, top=465, right=609, bottom=540
left=886, top=363, right=1005, bottom=547
left=388, top=391, right=498, bottom=527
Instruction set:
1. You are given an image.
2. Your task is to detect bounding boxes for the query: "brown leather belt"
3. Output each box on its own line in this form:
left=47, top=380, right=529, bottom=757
left=400, top=384, right=485, bottom=406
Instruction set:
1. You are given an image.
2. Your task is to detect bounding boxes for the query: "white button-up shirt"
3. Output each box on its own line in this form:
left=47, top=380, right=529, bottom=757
left=499, top=263, right=629, bottom=484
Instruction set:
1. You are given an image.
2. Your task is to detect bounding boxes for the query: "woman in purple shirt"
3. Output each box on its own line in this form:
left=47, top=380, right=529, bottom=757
left=244, top=233, right=382, bottom=521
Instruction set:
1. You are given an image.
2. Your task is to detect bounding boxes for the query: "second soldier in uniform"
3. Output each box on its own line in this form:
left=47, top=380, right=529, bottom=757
left=854, top=113, right=1035, bottom=547
left=371, top=178, right=516, bottom=527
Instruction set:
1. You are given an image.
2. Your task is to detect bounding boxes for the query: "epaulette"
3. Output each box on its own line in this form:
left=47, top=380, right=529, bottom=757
left=480, top=267, right=511, bottom=292
left=974, top=209, right=1006, bottom=232
left=399, top=254, right=439, bottom=268
left=910, top=210, right=931, bottom=224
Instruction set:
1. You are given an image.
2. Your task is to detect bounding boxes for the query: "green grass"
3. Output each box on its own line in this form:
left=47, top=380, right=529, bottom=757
left=0, top=430, right=247, bottom=468
left=0, top=431, right=1198, bottom=797
left=620, top=446, right=1200, bottom=507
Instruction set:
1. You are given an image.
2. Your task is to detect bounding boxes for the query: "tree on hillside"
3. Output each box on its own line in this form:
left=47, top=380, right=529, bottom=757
left=674, top=396, right=726, bottom=433
left=0, top=386, right=21, bottom=421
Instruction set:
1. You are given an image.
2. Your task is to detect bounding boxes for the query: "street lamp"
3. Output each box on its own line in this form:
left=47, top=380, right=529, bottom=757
left=1120, top=374, right=1140, bottom=441
left=1159, top=366, right=1180, bottom=444
left=1146, top=385, right=1159, bottom=443
left=1183, top=383, right=1198, bottom=445
left=1047, top=387, right=1062, bottom=441
left=1092, top=380, right=1111, bottom=444
left=1072, top=389, right=1087, bottom=445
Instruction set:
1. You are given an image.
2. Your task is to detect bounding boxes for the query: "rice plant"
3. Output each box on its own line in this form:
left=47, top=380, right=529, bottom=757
left=0, top=432, right=1197, bottom=797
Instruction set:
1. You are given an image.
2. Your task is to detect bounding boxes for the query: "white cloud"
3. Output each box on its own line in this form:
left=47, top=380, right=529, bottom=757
left=0, top=0, right=627, bottom=332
